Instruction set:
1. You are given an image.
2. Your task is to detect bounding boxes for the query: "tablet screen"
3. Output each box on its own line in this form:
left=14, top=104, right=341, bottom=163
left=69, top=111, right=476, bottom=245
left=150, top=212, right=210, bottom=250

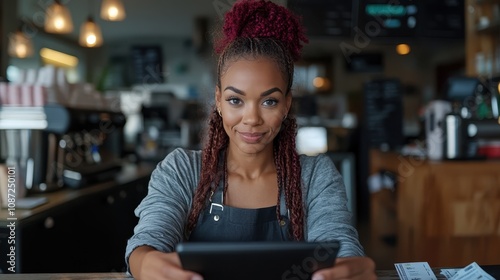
left=177, top=241, right=340, bottom=280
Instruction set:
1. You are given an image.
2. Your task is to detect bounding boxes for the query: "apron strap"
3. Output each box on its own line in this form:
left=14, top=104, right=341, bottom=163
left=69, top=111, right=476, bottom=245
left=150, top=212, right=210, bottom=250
left=208, top=180, right=225, bottom=212
left=279, top=189, right=288, bottom=218
left=210, top=178, right=289, bottom=218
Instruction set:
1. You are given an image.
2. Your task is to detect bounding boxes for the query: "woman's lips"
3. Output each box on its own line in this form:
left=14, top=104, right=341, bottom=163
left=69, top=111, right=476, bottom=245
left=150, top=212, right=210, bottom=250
left=238, top=132, right=264, bottom=143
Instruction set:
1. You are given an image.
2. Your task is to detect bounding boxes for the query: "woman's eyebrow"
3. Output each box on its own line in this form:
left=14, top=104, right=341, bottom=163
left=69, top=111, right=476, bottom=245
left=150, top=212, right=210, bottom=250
left=261, top=87, right=283, bottom=96
left=224, top=86, right=283, bottom=96
left=224, top=86, right=244, bottom=95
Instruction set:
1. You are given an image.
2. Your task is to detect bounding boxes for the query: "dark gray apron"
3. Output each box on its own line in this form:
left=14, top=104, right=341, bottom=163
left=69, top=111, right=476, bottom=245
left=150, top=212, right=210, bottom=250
left=189, top=182, right=291, bottom=241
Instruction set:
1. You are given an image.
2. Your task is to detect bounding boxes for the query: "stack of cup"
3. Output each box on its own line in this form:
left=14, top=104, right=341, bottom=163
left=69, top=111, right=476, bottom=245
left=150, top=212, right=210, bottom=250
left=0, top=66, right=73, bottom=107
left=0, top=67, right=49, bottom=107
left=0, top=82, right=9, bottom=105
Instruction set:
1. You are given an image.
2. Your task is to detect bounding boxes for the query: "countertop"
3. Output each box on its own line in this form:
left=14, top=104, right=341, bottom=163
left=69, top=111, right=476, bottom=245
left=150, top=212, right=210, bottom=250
left=0, top=270, right=447, bottom=279
left=0, top=162, right=155, bottom=225
left=3, top=266, right=500, bottom=279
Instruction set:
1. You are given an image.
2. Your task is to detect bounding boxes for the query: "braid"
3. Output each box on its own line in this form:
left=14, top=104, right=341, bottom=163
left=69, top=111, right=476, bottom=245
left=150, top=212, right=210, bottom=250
left=186, top=109, right=228, bottom=236
left=274, top=116, right=304, bottom=240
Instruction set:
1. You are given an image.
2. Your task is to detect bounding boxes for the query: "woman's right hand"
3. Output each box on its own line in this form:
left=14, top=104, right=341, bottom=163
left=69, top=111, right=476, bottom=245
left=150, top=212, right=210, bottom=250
left=129, top=246, right=203, bottom=280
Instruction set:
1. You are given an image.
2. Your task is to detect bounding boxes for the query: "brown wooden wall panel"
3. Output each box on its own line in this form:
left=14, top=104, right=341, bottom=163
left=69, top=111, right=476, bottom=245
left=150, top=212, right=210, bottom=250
left=370, top=149, right=500, bottom=267
left=396, top=159, right=500, bottom=267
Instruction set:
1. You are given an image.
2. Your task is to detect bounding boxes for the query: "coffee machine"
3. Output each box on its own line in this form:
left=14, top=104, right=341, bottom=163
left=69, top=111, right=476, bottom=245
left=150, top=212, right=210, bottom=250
left=0, top=104, right=126, bottom=192
left=444, top=115, right=500, bottom=159
left=425, top=100, right=452, bottom=160
left=57, top=106, right=126, bottom=188
left=442, top=76, right=500, bottom=160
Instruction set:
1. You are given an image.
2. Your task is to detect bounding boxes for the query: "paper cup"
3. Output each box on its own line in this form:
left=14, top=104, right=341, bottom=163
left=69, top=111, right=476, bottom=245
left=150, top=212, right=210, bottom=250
left=7, top=84, right=21, bottom=105
left=33, top=85, right=47, bottom=107
left=21, top=85, right=33, bottom=106
left=0, top=82, right=8, bottom=105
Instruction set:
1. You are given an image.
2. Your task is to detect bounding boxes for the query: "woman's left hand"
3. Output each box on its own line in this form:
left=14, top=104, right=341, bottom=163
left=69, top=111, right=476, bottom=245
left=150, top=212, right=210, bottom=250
left=311, top=256, right=376, bottom=280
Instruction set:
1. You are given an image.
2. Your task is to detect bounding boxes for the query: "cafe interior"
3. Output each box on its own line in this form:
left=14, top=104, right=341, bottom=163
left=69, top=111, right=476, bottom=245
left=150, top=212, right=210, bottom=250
left=0, top=0, right=499, bottom=277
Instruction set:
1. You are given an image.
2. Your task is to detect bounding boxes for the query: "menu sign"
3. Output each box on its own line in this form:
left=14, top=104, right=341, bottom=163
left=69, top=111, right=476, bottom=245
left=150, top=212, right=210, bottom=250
left=290, top=0, right=464, bottom=40
left=418, top=0, right=464, bottom=38
left=131, top=45, right=164, bottom=85
left=356, top=0, right=418, bottom=38
left=288, top=0, right=354, bottom=38
left=363, top=79, right=403, bottom=149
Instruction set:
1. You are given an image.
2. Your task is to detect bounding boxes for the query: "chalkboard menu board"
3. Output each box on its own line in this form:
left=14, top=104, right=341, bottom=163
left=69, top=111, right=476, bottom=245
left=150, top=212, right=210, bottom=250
left=418, top=0, right=464, bottom=38
left=289, top=0, right=464, bottom=40
left=363, top=79, right=403, bottom=149
left=288, top=0, right=354, bottom=38
left=357, top=0, right=418, bottom=38
left=131, top=45, right=164, bottom=84
left=356, top=0, right=464, bottom=39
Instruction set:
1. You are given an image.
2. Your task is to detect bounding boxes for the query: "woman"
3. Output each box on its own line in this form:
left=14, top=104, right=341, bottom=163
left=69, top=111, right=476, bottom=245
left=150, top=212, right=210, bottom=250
left=127, top=1, right=376, bottom=279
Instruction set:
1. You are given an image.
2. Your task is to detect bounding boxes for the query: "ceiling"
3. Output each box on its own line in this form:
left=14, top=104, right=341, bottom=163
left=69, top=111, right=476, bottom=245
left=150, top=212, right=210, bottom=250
left=15, top=0, right=463, bottom=56
left=18, top=0, right=287, bottom=43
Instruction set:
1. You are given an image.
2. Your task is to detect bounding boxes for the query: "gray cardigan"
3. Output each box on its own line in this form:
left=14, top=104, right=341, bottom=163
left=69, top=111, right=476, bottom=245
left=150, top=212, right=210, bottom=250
left=125, top=148, right=365, bottom=270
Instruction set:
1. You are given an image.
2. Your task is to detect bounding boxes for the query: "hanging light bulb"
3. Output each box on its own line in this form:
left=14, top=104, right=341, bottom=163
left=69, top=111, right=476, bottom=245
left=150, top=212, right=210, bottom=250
left=396, top=44, right=411, bottom=55
left=8, top=29, right=34, bottom=58
left=79, top=16, right=103, bottom=48
left=101, top=0, right=126, bottom=21
left=44, top=0, right=74, bottom=34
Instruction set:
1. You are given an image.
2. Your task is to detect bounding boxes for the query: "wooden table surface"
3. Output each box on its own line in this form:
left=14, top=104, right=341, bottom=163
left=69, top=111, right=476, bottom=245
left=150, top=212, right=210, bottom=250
left=0, top=270, right=449, bottom=279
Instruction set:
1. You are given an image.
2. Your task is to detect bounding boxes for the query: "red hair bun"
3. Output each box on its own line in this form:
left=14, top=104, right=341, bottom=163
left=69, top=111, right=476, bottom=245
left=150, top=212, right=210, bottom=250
left=215, top=0, right=308, bottom=61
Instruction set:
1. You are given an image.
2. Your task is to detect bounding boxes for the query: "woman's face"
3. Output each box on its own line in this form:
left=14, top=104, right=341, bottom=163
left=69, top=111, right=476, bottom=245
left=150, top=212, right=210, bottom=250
left=216, top=57, right=292, bottom=156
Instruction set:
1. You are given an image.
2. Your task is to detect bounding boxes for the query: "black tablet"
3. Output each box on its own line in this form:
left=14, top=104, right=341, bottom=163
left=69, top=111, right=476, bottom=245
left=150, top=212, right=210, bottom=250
left=176, top=241, right=340, bottom=280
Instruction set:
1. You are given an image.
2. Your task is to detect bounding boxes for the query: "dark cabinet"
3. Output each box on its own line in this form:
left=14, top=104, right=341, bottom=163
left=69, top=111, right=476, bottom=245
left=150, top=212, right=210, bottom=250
left=0, top=164, right=151, bottom=273
left=19, top=204, right=83, bottom=273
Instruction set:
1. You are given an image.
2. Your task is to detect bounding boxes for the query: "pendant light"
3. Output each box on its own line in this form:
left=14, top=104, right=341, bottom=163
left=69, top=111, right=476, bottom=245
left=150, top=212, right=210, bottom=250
left=79, top=16, right=103, bottom=48
left=8, top=28, right=34, bottom=58
left=396, top=44, right=411, bottom=55
left=101, top=0, right=126, bottom=21
left=44, top=0, right=74, bottom=34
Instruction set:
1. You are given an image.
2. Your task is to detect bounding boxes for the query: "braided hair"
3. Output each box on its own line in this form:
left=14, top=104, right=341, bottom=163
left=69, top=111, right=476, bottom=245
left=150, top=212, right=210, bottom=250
left=186, top=0, right=308, bottom=241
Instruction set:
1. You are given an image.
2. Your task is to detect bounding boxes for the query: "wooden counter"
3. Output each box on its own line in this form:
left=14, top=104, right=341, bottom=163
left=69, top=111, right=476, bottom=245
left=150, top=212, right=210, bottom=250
left=2, top=266, right=500, bottom=279
left=370, top=149, right=500, bottom=267
left=0, top=163, right=154, bottom=225
left=0, top=162, right=155, bottom=273
left=0, top=270, right=449, bottom=280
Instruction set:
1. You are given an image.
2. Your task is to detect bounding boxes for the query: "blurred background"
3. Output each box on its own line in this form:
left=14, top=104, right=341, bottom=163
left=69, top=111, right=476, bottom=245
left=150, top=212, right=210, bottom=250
left=1, top=0, right=499, bottom=273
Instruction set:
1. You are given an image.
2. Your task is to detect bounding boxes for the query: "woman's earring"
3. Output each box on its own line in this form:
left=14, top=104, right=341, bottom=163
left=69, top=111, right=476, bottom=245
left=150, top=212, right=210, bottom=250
left=218, top=108, right=222, bottom=117
left=283, top=114, right=287, bottom=121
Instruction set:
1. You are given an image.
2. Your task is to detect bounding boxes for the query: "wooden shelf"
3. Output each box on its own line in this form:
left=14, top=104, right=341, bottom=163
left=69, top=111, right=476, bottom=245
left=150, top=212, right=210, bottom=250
left=466, top=0, right=500, bottom=75
left=477, top=20, right=500, bottom=33
left=476, top=0, right=500, bottom=5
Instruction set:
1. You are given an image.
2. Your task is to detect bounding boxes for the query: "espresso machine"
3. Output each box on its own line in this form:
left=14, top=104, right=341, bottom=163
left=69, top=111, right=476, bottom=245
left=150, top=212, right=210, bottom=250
left=57, top=106, right=126, bottom=188
left=442, top=76, right=500, bottom=160
left=0, top=104, right=126, bottom=193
